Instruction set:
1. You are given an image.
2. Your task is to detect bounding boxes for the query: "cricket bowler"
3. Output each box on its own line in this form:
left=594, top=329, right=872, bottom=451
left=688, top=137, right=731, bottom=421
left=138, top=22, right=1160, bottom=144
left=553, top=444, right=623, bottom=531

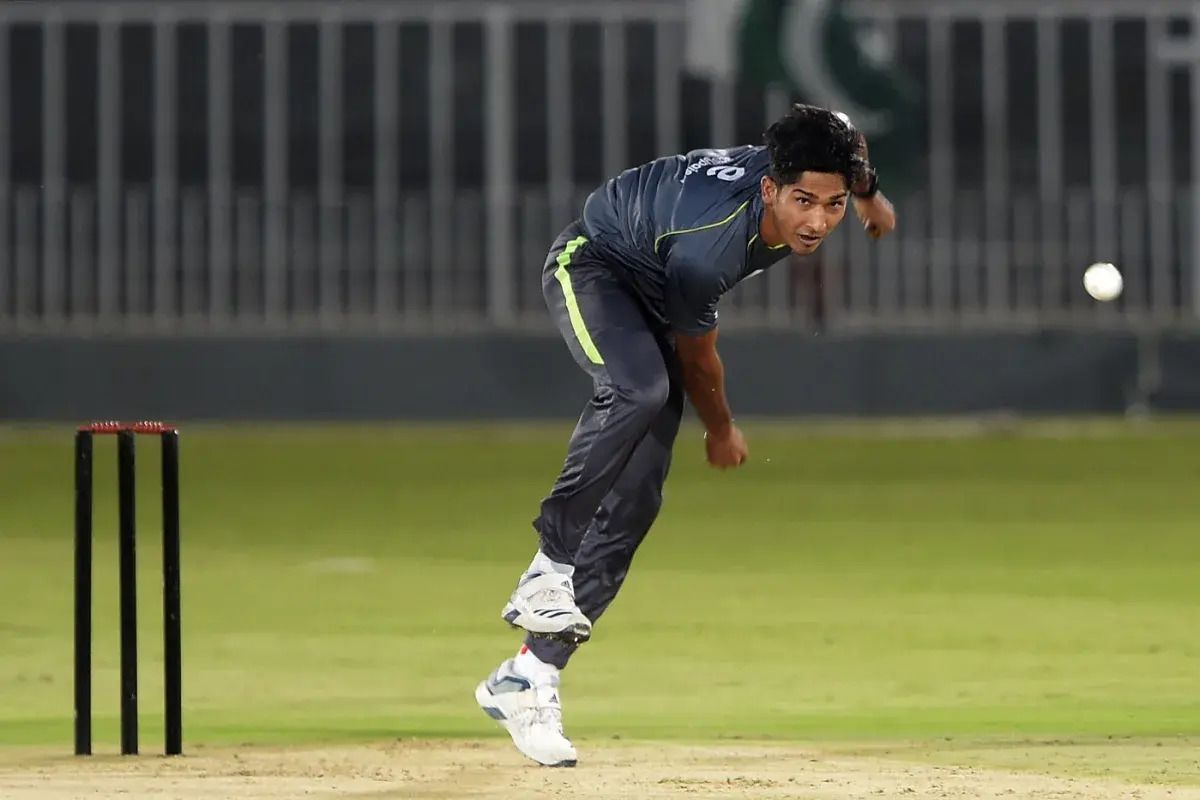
left=475, top=104, right=898, bottom=766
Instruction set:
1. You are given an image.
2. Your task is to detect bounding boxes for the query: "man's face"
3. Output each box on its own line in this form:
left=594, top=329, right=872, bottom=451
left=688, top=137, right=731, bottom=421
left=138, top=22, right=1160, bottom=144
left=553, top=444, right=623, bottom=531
left=761, top=171, right=849, bottom=254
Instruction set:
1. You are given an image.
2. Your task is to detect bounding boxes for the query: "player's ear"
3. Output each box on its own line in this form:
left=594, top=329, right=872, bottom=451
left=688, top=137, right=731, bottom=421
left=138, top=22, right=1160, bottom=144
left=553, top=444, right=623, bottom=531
left=761, top=175, right=778, bottom=206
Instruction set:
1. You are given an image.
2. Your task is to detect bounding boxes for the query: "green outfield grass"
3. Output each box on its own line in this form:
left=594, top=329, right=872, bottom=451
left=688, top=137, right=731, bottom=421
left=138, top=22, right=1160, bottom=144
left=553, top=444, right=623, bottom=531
left=2, top=419, right=1199, bottom=769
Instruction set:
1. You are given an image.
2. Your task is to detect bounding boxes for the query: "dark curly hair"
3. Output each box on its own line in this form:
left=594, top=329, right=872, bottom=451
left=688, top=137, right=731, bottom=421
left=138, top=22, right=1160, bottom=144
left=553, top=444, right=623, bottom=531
left=763, top=104, right=871, bottom=192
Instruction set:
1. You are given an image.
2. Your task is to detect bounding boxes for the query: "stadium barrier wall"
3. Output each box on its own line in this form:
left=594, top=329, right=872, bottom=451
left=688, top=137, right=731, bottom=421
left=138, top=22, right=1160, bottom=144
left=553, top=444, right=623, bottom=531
left=2, top=332, right=1195, bottom=420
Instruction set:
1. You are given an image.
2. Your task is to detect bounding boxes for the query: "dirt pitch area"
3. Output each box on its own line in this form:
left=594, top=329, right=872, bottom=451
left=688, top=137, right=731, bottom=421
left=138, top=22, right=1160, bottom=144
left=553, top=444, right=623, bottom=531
left=2, top=740, right=1198, bottom=800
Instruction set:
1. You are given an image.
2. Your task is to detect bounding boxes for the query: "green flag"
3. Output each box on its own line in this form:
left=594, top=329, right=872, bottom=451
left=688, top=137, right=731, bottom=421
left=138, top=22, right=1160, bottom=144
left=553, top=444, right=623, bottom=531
left=739, top=0, right=922, bottom=190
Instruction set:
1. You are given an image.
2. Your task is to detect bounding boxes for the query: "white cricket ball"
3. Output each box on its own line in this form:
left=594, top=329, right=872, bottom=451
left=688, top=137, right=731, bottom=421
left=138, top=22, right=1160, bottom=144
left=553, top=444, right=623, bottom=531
left=1083, top=262, right=1123, bottom=302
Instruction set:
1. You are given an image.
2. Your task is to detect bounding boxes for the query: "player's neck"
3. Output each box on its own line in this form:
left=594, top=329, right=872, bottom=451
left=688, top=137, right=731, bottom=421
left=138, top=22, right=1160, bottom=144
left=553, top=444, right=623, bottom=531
left=758, top=207, right=785, bottom=249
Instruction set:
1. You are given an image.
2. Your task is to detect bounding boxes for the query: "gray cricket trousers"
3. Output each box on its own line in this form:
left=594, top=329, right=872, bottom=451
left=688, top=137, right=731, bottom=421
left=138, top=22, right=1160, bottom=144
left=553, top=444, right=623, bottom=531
left=525, top=221, right=684, bottom=669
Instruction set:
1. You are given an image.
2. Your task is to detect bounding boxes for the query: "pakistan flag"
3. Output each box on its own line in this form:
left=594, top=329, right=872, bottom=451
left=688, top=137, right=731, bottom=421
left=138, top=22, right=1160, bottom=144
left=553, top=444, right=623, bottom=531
left=690, top=0, right=921, bottom=189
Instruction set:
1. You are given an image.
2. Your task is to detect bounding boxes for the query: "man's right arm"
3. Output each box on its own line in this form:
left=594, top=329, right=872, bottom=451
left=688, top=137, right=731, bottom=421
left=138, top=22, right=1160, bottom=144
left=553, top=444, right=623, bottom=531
left=675, top=328, right=748, bottom=469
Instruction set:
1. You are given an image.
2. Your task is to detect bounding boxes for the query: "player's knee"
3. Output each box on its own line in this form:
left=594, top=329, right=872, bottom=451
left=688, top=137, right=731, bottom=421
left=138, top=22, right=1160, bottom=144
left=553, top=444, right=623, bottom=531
left=644, top=481, right=665, bottom=511
left=617, top=374, right=670, bottom=420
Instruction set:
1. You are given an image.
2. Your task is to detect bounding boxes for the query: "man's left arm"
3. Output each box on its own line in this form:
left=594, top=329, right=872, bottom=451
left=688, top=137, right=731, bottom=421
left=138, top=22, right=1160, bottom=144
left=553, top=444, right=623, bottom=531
left=849, top=131, right=897, bottom=239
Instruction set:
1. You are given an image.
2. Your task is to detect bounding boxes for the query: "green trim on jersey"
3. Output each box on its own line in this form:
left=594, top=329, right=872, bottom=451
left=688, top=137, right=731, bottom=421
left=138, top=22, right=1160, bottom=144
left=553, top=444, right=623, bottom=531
left=654, top=199, right=752, bottom=255
left=747, top=232, right=791, bottom=251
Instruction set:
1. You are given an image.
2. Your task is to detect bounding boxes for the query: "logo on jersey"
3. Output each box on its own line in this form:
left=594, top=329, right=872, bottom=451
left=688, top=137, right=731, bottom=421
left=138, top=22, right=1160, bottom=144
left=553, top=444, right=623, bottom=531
left=706, top=165, right=745, bottom=182
left=683, top=151, right=733, bottom=180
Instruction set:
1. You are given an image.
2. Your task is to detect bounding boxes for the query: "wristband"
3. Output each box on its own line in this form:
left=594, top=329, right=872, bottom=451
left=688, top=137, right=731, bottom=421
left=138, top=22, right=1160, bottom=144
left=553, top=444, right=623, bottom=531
left=851, top=166, right=879, bottom=199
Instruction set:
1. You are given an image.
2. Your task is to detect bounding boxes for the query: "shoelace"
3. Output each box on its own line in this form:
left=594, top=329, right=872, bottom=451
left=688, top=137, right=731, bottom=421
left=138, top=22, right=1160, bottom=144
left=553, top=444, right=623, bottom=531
left=510, top=690, right=564, bottom=733
left=529, top=586, right=575, bottom=604
left=534, top=706, right=563, bottom=731
left=530, top=683, right=563, bottom=729
left=533, top=698, right=563, bottom=730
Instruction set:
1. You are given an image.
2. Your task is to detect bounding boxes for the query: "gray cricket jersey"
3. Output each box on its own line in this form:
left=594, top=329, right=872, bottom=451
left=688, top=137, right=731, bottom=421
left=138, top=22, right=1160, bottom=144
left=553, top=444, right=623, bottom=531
left=580, top=145, right=792, bottom=335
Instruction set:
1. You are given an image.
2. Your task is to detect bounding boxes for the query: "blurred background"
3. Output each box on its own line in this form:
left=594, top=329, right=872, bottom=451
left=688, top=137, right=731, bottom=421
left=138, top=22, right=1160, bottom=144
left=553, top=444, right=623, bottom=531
left=1, top=0, right=1199, bottom=419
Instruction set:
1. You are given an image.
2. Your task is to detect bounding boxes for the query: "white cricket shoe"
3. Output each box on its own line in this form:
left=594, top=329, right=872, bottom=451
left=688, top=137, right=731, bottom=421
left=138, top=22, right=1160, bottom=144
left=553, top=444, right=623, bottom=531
left=475, top=658, right=577, bottom=767
left=501, top=552, right=591, bottom=643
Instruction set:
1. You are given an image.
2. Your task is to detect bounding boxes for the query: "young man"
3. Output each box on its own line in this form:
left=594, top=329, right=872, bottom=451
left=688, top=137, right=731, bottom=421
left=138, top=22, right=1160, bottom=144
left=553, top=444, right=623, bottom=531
left=474, top=104, right=897, bottom=766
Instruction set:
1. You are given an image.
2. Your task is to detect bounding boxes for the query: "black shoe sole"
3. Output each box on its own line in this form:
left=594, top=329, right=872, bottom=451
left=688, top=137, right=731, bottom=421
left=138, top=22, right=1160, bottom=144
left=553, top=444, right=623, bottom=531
left=504, top=618, right=591, bottom=645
